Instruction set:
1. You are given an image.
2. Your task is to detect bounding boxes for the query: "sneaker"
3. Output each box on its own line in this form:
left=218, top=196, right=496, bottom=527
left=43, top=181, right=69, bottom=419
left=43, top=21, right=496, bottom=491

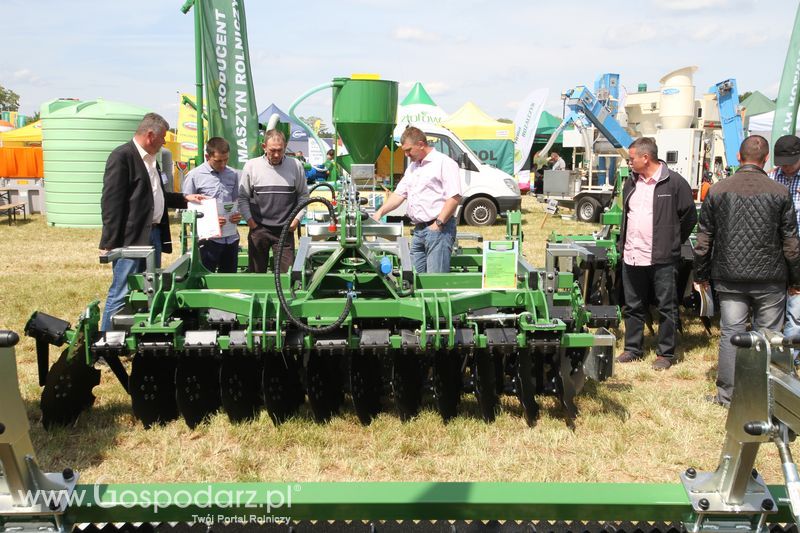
left=705, top=394, right=729, bottom=408
left=616, top=351, right=643, bottom=363
left=652, top=356, right=673, bottom=371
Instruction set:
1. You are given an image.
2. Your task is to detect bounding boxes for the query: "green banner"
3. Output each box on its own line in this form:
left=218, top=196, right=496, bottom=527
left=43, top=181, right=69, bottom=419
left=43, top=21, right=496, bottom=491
left=772, top=4, right=800, bottom=159
left=201, top=0, right=260, bottom=169
left=464, top=139, right=515, bottom=176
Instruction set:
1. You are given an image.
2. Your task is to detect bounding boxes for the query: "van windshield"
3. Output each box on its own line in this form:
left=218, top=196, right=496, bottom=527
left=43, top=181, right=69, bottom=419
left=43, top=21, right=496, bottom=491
left=425, top=133, right=479, bottom=163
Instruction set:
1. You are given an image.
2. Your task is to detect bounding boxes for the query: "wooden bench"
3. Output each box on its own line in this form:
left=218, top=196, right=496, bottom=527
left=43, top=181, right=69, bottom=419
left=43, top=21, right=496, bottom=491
left=0, top=202, right=26, bottom=225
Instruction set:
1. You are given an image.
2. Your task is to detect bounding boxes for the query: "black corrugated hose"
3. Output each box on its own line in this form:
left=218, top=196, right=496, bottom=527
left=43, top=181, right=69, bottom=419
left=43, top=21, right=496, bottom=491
left=274, top=197, right=353, bottom=334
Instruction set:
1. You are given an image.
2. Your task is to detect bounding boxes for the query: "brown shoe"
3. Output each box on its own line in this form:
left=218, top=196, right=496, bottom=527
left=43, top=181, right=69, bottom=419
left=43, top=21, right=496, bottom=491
left=616, top=351, right=642, bottom=363
left=652, top=356, right=673, bottom=371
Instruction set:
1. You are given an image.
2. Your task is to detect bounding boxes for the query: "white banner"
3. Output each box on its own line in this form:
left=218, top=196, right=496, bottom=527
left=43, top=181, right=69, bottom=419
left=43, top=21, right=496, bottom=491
left=513, top=88, right=549, bottom=175
left=308, top=138, right=331, bottom=166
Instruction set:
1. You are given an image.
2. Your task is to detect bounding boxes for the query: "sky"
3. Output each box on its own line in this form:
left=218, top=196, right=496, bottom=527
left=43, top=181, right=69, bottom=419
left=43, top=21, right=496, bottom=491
left=2, top=0, right=797, bottom=126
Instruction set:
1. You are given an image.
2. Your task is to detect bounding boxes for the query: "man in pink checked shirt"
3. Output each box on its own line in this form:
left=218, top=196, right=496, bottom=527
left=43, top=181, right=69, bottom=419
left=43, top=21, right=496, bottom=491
left=617, top=137, right=697, bottom=371
left=372, top=126, right=462, bottom=273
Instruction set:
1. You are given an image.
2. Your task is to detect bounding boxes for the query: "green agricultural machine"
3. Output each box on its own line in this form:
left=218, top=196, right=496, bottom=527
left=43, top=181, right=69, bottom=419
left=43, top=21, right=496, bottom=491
left=23, top=77, right=618, bottom=431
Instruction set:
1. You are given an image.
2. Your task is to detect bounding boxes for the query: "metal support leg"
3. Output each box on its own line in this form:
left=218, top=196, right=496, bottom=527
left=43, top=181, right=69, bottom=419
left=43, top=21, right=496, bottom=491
left=0, top=330, right=78, bottom=530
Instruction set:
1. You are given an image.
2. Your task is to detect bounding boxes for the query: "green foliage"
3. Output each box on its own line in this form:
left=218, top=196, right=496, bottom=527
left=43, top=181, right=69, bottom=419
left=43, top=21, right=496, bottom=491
left=299, top=115, right=332, bottom=136
left=0, top=84, right=20, bottom=111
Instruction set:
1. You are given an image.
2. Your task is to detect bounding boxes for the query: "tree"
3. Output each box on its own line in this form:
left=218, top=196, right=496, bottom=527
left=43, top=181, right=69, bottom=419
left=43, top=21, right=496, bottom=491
left=497, top=117, right=513, bottom=124
left=0, top=84, right=20, bottom=111
left=739, top=91, right=752, bottom=103
left=299, top=115, right=331, bottom=136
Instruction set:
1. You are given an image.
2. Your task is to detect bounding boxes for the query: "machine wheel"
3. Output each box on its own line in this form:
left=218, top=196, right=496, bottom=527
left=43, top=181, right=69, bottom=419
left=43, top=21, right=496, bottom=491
left=130, top=355, right=179, bottom=428
left=392, top=351, right=423, bottom=421
left=220, top=354, right=263, bottom=423
left=350, top=350, right=383, bottom=425
left=473, top=349, right=499, bottom=422
left=433, top=350, right=462, bottom=422
left=262, top=352, right=304, bottom=425
left=463, top=197, right=498, bottom=226
left=576, top=196, right=601, bottom=223
left=176, top=357, right=221, bottom=428
left=40, top=346, right=100, bottom=429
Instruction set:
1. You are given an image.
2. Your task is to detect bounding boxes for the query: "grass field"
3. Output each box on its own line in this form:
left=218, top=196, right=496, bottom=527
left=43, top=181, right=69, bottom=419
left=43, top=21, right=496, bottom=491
left=0, top=196, right=786, bottom=485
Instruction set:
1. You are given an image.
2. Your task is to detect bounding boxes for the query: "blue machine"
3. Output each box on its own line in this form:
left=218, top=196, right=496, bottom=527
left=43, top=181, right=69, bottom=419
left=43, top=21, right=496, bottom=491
left=710, top=78, right=744, bottom=170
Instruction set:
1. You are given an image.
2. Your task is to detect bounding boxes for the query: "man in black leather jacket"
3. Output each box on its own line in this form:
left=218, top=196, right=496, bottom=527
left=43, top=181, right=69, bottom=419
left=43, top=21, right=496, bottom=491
left=694, top=135, right=800, bottom=407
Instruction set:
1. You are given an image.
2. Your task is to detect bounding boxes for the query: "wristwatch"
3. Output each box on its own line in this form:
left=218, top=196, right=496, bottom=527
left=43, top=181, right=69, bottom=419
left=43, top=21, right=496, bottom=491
left=435, top=218, right=445, bottom=227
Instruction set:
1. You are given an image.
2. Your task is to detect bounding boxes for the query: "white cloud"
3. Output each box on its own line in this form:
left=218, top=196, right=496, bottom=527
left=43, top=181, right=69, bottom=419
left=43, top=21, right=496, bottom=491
left=604, top=24, right=673, bottom=47
left=654, top=0, right=729, bottom=10
left=12, top=68, right=43, bottom=85
left=423, top=82, right=449, bottom=96
left=392, top=26, right=440, bottom=43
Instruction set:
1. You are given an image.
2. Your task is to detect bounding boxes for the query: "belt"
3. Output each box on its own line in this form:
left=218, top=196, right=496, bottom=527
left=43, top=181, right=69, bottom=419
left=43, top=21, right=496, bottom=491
left=414, top=219, right=436, bottom=229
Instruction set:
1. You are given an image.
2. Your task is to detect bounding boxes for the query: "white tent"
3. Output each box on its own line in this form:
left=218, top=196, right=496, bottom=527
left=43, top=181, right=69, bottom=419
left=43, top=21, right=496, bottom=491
left=748, top=111, right=800, bottom=135
left=394, top=82, right=448, bottom=138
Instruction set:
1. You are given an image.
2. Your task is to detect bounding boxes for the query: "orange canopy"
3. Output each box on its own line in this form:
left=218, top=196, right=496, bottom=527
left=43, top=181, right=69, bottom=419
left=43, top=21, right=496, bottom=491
left=0, top=147, right=43, bottom=178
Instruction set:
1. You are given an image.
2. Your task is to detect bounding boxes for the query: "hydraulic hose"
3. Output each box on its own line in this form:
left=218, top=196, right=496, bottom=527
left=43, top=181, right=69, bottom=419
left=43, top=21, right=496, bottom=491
left=309, top=182, right=336, bottom=202
left=275, top=197, right=354, bottom=334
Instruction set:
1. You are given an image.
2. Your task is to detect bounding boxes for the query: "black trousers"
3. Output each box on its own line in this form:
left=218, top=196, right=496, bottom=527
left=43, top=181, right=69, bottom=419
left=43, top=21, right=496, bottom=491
left=199, top=239, right=240, bottom=273
left=247, top=225, right=294, bottom=273
left=621, top=261, right=679, bottom=358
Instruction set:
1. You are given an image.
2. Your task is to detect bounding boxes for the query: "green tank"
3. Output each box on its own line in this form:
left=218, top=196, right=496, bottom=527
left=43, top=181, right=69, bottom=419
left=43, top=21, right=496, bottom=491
left=41, top=98, right=149, bottom=228
left=332, top=77, right=398, bottom=170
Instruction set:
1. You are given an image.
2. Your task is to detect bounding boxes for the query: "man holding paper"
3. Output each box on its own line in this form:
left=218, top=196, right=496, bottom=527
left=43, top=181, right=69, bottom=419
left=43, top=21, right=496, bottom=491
left=182, top=137, right=242, bottom=273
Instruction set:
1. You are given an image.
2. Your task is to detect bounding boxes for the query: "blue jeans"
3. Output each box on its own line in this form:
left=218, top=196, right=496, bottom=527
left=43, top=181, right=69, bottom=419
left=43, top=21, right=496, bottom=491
left=786, top=292, right=800, bottom=346
left=410, top=219, right=456, bottom=273
left=716, top=290, right=785, bottom=404
left=100, top=228, right=162, bottom=331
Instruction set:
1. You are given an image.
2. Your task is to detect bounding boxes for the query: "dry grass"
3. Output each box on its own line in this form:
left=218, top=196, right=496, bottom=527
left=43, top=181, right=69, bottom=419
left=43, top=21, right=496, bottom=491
left=0, top=197, right=790, bottom=485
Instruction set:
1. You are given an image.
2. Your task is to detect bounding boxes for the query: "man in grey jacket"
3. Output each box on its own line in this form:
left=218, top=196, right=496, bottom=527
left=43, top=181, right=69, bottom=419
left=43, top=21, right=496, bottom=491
left=238, top=129, right=309, bottom=273
left=694, top=135, right=800, bottom=407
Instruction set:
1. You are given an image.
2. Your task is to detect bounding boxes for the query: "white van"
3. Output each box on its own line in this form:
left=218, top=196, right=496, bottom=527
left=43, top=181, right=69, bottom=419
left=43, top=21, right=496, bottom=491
left=386, top=125, right=521, bottom=226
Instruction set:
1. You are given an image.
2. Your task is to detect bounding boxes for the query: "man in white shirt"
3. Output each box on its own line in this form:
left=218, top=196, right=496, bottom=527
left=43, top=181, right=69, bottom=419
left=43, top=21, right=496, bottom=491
left=550, top=152, right=566, bottom=171
left=372, top=127, right=462, bottom=273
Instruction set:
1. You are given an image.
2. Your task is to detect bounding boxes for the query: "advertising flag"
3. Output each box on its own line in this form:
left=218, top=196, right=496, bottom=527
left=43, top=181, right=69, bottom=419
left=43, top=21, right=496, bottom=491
left=201, top=0, right=260, bottom=169
left=513, top=88, right=549, bottom=175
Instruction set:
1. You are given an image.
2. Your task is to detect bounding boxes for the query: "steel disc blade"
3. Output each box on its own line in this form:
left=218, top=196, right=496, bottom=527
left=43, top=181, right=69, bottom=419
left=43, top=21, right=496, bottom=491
left=263, top=352, right=304, bottom=425
left=433, top=350, right=461, bottom=423
left=220, top=354, right=263, bottom=423
left=129, top=355, right=178, bottom=428
left=558, top=348, right=586, bottom=423
left=175, top=357, right=221, bottom=429
left=305, top=352, right=343, bottom=423
left=350, top=351, right=383, bottom=425
left=391, top=351, right=423, bottom=421
left=473, top=349, right=498, bottom=422
left=515, top=349, right=539, bottom=427
left=40, top=347, right=100, bottom=429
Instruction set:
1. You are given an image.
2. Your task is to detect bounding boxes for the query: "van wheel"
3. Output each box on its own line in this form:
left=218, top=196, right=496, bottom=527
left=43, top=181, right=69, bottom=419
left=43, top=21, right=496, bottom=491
left=463, top=198, right=497, bottom=226
left=576, top=197, right=601, bottom=223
